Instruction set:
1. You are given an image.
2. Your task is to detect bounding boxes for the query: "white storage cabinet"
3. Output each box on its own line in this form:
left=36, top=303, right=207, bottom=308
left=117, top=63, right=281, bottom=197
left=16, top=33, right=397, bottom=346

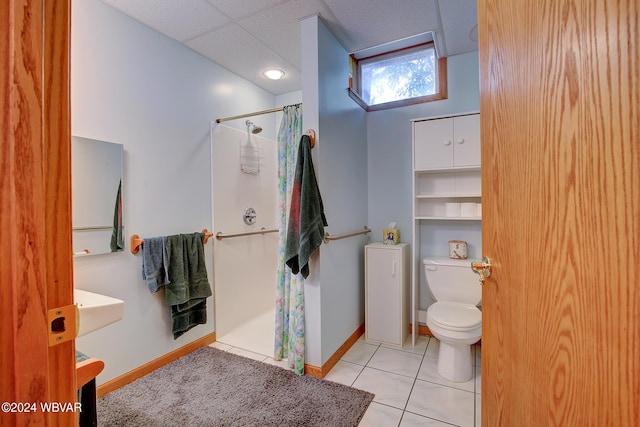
left=414, top=113, right=480, bottom=170
left=365, top=243, right=409, bottom=347
left=410, top=112, right=481, bottom=345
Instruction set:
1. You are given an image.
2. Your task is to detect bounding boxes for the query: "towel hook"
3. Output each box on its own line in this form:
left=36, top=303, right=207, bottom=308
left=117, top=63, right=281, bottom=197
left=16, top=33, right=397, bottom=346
left=306, top=129, right=316, bottom=148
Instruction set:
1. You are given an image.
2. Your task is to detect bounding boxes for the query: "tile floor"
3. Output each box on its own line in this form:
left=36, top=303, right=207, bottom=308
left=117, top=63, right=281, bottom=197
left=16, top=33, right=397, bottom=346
left=211, top=335, right=481, bottom=427
left=327, top=336, right=481, bottom=427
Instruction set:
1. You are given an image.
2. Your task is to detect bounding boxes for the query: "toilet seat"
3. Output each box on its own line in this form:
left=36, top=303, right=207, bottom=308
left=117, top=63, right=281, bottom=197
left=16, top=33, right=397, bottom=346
left=427, top=301, right=481, bottom=332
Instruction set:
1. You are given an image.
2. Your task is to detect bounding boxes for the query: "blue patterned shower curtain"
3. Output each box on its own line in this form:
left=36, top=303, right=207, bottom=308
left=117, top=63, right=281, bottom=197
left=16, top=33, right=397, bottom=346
left=274, top=104, right=305, bottom=375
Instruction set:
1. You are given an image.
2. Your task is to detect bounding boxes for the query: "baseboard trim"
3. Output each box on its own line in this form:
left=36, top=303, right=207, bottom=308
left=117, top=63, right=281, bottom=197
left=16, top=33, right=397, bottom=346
left=304, top=323, right=365, bottom=379
left=409, top=323, right=433, bottom=337
left=96, top=332, right=217, bottom=398
left=96, top=323, right=437, bottom=394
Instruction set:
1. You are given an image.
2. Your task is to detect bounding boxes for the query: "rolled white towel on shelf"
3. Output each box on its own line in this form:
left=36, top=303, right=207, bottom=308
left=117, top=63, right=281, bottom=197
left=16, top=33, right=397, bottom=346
left=460, top=203, right=477, bottom=217
left=445, top=203, right=461, bottom=217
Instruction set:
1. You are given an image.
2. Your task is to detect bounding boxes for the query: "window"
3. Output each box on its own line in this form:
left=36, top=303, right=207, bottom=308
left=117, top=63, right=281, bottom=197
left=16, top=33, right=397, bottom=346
left=348, top=43, right=447, bottom=111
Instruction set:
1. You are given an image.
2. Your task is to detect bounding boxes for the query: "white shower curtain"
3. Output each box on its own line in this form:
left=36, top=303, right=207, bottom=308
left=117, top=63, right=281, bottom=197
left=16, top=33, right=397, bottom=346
left=274, top=104, right=305, bottom=375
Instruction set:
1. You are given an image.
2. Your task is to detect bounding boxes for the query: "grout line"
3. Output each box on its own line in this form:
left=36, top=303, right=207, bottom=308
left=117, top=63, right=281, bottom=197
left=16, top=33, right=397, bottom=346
left=397, top=354, right=425, bottom=426
left=402, top=410, right=460, bottom=427
left=352, top=343, right=381, bottom=385
left=397, top=336, right=431, bottom=424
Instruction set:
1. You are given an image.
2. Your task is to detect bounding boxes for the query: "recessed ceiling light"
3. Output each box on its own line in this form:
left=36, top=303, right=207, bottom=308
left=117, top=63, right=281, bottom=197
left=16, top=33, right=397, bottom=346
left=263, top=69, right=285, bottom=80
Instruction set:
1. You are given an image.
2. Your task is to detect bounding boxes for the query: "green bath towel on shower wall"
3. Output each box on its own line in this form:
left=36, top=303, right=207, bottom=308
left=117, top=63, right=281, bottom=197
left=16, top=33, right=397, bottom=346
left=285, top=134, right=327, bottom=278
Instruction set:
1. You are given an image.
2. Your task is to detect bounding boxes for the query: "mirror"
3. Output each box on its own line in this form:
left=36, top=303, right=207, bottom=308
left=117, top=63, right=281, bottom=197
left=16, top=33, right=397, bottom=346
left=72, top=136, right=124, bottom=256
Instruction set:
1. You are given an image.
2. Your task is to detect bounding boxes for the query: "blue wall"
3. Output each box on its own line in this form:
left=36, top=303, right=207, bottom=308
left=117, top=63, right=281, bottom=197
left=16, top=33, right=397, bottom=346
left=367, top=51, right=480, bottom=309
left=74, top=0, right=480, bottom=378
left=301, top=18, right=479, bottom=364
left=367, top=51, right=480, bottom=242
left=301, top=16, right=368, bottom=366
left=72, top=0, right=277, bottom=383
left=316, top=18, right=368, bottom=364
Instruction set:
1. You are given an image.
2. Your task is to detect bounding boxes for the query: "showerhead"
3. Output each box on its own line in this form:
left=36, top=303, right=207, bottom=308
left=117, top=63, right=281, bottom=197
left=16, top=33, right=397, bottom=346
left=245, top=120, right=262, bottom=134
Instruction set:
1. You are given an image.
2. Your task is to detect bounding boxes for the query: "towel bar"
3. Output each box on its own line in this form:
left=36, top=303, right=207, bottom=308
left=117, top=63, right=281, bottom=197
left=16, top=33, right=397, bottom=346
left=323, top=226, right=371, bottom=243
left=130, top=229, right=213, bottom=254
left=215, top=227, right=279, bottom=240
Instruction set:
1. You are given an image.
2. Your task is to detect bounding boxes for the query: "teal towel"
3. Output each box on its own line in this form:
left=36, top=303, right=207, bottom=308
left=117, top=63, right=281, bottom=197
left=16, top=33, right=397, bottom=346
left=285, top=135, right=328, bottom=278
left=141, top=236, right=168, bottom=293
left=165, top=233, right=212, bottom=339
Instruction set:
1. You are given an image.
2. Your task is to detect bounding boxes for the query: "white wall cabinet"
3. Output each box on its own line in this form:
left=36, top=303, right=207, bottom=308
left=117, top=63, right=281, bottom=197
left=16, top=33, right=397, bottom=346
left=411, top=112, right=481, bottom=345
left=365, top=243, right=409, bottom=347
left=414, top=113, right=480, bottom=170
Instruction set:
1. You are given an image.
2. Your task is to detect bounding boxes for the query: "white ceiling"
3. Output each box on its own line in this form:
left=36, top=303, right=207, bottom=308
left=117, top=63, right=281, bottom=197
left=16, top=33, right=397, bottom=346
left=98, top=0, right=478, bottom=95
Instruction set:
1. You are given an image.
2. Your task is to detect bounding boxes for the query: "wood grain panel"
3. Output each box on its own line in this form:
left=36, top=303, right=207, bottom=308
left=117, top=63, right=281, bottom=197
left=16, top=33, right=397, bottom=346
left=44, top=1, right=76, bottom=425
left=0, top=1, right=17, bottom=417
left=1, top=1, right=50, bottom=425
left=1, top=1, right=75, bottom=425
left=479, top=0, right=639, bottom=425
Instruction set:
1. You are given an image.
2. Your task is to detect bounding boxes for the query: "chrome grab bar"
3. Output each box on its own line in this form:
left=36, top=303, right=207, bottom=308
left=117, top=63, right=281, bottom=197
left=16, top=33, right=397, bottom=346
left=215, top=227, right=279, bottom=240
left=72, top=226, right=115, bottom=231
left=323, top=226, right=371, bottom=243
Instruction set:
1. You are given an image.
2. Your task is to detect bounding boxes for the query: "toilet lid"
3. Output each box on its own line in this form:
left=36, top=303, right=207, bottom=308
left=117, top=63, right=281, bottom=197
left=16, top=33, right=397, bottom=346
left=428, top=301, right=482, bottom=331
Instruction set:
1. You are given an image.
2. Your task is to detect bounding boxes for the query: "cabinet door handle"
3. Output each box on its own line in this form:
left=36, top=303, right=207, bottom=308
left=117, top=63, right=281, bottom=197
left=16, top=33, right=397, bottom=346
left=456, top=138, right=465, bottom=144
left=443, top=139, right=452, bottom=146
left=391, top=261, right=396, bottom=276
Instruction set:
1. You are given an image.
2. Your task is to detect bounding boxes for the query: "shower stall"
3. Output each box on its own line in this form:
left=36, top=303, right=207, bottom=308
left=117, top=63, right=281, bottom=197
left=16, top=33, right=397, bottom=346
left=210, top=123, right=279, bottom=356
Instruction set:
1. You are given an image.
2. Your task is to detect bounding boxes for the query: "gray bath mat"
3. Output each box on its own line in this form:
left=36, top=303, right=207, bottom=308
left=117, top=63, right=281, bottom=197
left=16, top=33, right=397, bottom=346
left=97, top=346, right=374, bottom=426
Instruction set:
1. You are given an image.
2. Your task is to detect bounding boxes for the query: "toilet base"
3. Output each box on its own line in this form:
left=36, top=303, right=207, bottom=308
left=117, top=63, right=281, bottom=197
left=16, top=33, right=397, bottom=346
left=437, top=341, right=473, bottom=382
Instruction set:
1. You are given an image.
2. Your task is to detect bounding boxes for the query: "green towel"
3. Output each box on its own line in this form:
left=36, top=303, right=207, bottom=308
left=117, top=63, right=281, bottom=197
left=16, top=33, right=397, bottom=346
left=110, top=180, right=124, bottom=252
left=165, top=233, right=212, bottom=339
left=285, top=135, right=328, bottom=278
left=75, top=350, right=90, bottom=363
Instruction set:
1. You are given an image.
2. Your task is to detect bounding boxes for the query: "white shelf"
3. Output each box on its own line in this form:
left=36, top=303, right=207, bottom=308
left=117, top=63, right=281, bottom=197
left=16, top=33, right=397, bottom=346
left=416, top=193, right=481, bottom=199
left=415, top=216, right=482, bottom=221
left=415, top=165, right=480, bottom=173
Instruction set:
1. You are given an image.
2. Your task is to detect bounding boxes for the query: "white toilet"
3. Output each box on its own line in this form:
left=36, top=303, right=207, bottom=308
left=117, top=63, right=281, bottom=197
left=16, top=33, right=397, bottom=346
left=423, top=258, right=482, bottom=382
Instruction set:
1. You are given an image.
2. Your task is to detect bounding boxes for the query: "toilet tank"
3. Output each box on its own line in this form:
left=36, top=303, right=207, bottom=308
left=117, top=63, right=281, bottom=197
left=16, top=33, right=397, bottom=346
left=423, top=258, right=482, bottom=305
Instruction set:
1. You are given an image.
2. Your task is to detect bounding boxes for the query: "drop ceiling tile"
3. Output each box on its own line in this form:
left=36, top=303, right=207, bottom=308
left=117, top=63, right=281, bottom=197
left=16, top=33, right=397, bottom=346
left=100, top=0, right=230, bottom=42
left=437, top=0, right=478, bottom=56
left=206, top=0, right=290, bottom=20
left=323, top=0, right=440, bottom=52
left=96, top=0, right=478, bottom=94
left=238, top=0, right=335, bottom=70
left=186, top=24, right=301, bottom=94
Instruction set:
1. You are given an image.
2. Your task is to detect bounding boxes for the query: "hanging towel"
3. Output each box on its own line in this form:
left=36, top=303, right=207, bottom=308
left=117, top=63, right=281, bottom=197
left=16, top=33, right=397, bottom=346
left=110, top=180, right=124, bottom=252
left=285, top=134, right=328, bottom=278
left=141, top=236, right=168, bottom=293
left=165, top=233, right=212, bottom=339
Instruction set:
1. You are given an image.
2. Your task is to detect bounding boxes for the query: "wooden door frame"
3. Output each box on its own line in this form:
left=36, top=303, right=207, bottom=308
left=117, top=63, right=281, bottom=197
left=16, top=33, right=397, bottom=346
left=1, top=1, right=75, bottom=425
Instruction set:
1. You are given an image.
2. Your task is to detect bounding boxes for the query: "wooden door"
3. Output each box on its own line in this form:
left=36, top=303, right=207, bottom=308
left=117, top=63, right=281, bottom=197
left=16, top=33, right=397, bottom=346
left=1, top=1, right=75, bottom=426
left=479, top=0, right=639, bottom=425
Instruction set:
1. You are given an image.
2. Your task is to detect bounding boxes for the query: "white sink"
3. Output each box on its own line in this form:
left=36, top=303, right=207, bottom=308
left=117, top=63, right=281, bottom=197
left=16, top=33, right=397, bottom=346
left=74, top=289, right=124, bottom=337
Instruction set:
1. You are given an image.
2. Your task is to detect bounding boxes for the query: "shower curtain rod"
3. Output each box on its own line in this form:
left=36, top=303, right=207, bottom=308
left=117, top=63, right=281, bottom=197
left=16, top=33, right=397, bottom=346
left=215, top=103, right=301, bottom=123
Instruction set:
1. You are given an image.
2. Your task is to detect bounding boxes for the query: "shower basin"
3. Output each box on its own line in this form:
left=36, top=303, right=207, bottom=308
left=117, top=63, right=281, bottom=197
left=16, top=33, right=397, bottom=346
left=74, top=289, right=124, bottom=337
